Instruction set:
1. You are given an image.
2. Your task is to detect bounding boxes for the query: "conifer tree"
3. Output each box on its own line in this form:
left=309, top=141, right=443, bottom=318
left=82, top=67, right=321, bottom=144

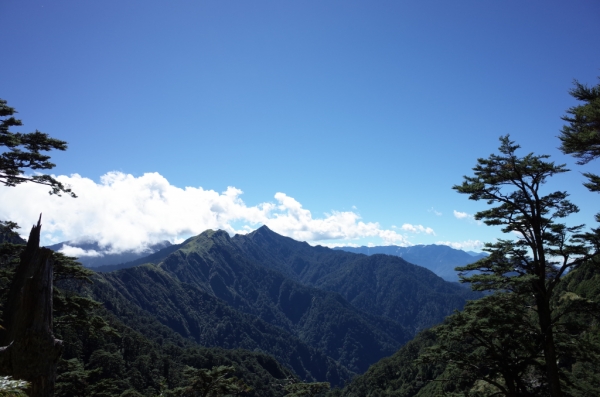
left=447, top=136, right=596, bottom=396
left=0, top=99, right=75, bottom=197
left=0, top=99, right=79, bottom=396
left=559, top=77, right=600, bottom=192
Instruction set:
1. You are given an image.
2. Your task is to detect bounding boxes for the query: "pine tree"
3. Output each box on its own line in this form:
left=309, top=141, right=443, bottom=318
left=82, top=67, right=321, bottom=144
left=559, top=78, right=600, bottom=188
left=447, top=136, right=596, bottom=396
left=0, top=99, right=78, bottom=395
left=0, top=99, right=75, bottom=197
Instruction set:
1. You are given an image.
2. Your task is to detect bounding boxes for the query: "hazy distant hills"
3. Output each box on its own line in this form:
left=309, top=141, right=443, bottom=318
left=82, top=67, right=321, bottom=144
left=84, top=226, right=479, bottom=385
left=334, top=244, right=487, bottom=282
left=46, top=240, right=172, bottom=268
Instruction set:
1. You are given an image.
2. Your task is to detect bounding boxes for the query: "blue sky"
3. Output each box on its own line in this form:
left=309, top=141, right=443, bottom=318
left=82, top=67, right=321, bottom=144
left=1, top=0, right=599, bottom=253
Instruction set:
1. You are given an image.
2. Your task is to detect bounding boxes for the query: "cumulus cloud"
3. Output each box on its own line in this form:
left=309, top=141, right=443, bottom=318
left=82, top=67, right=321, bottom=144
left=453, top=210, right=482, bottom=225
left=0, top=171, right=422, bottom=252
left=453, top=210, right=471, bottom=219
left=400, top=223, right=436, bottom=235
left=59, top=245, right=104, bottom=258
left=436, top=239, right=484, bottom=251
left=267, top=193, right=410, bottom=245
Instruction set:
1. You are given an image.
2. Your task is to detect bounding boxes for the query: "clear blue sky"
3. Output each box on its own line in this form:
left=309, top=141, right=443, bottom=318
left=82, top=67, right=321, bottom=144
left=1, top=1, right=599, bottom=252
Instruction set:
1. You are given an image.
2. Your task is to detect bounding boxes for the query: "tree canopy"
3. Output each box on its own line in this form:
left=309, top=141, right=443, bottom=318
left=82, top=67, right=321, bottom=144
left=421, top=135, right=598, bottom=396
left=559, top=78, right=600, bottom=168
left=0, top=99, right=75, bottom=197
left=559, top=78, right=600, bottom=195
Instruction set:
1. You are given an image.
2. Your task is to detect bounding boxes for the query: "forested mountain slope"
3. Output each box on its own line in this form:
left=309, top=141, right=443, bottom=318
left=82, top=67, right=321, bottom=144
left=154, top=230, right=409, bottom=373
left=91, top=266, right=352, bottom=386
left=233, top=226, right=479, bottom=333
left=333, top=258, right=600, bottom=396
left=85, top=226, right=481, bottom=387
left=57, top=277, right=301, bottom=397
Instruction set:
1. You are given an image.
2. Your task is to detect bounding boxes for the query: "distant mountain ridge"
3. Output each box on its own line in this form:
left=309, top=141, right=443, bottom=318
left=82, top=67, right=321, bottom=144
left=333, top=244, right=487, bottom=282
left=46, top=240, right=172, bottom=268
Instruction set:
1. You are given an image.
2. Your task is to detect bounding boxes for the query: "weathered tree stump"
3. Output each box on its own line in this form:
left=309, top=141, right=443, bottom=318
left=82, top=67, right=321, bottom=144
left=0, top=215, right=63, bottom=396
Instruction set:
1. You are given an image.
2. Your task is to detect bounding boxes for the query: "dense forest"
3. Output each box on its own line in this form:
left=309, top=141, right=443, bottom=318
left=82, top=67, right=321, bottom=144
left=0, top=77, right=599, bottom=396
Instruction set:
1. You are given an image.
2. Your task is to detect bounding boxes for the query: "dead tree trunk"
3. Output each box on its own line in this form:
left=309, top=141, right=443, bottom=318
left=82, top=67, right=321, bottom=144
left=0, top=215, right=62, bottom=396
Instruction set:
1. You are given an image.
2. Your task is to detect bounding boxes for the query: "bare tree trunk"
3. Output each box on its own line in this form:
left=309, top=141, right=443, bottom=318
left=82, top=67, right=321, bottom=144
left=0, top=215, right=62, bottom=396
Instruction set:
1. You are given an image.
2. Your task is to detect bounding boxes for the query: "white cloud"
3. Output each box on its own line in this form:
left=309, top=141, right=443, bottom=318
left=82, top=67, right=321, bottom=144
left=268, top=193, right=410, bottom=246
left=314, top=242, right=361, bottom=248
left=0, top=171, right=416, bottom=252
left=436, top=239, right=484, bottom=251
left=400, top=223, right=435, bottom=235
left=453, top=210, right=482, bottom=225
left=59, top=245, right=104, bottom=258
left=453, top=210, right=471, bottom=219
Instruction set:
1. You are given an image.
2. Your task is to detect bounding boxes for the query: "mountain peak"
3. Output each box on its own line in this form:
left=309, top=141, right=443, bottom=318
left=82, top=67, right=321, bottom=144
left=247, top=225, right=285, bottom=240
left=253, top=225, right=275, bottom=235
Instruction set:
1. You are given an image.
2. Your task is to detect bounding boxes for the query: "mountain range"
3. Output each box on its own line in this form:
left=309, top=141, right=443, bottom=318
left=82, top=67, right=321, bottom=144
left=334, top=244, right=487, bottom=282
left=75, top=226, right=480, bottom=387
left=57, top=235, right=487, bottom=284
left=7, top=223, right=597, bottom=395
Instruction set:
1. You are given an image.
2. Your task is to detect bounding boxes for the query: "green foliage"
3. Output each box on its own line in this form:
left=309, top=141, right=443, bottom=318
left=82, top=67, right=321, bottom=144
left=550, top=259, right=600, bottom=397
left=0, top=98, right=75, bottom=196
left=559, top=78, right=600, bottom=167
left=419, top=293, right=546, bottom=395
left=179, top=365, right=250, bottom=397
left=55, top=358, right=92, bottom=397
left=53, top=283, right=299, bottom=397
left=0, top=223, right=22, bottom=326
left=0, top=233, right=114, bottom=337
left=334, top=329, right=442, bottom=397
left=284, top=380, right=329, bottom=397
left=453, top=135, right=593, bottom=290
left=0, top=221, right=22, bottom=245
left=559, top=76, right=600, bottom=278
left=0, top=222, right=125, bottom=396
